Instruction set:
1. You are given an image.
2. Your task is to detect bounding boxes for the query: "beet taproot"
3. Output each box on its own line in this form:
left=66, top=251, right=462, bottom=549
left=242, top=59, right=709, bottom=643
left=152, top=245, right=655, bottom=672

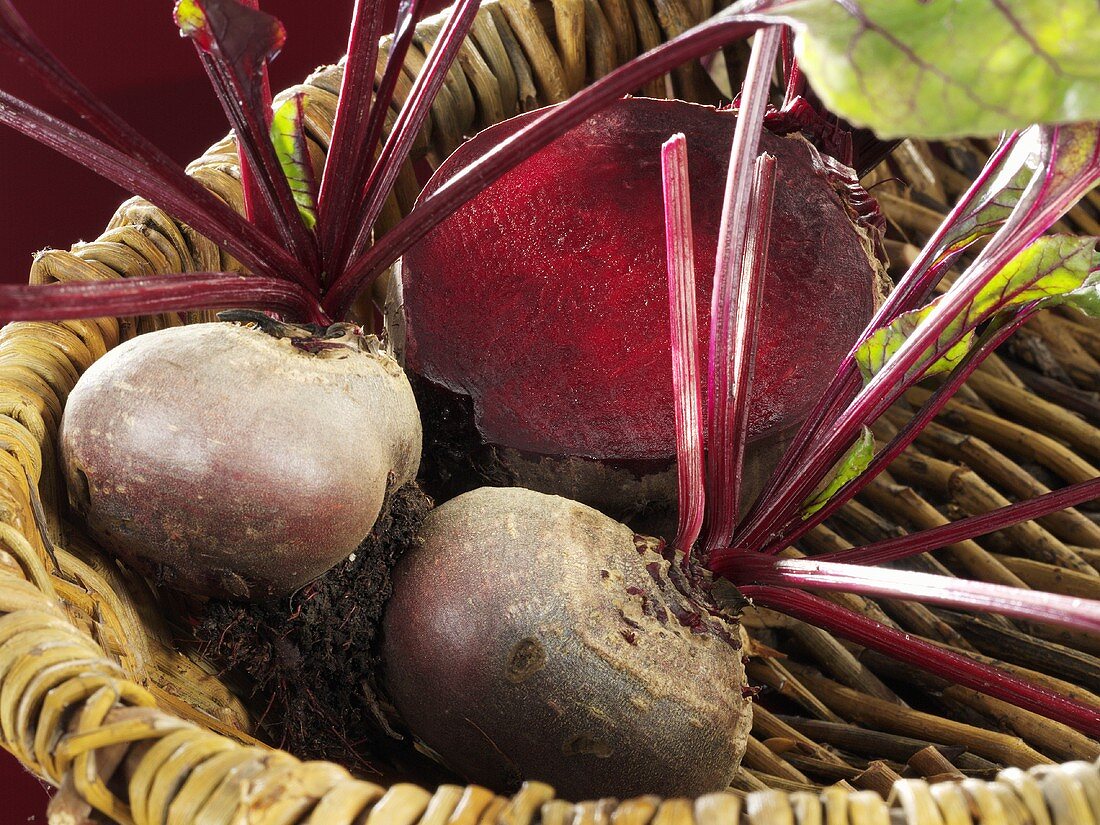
left=381, top=486, right=750, bottom=799
left=61, top=320, right=421, bottom=600
left=403, top=98, right=887, bottom=531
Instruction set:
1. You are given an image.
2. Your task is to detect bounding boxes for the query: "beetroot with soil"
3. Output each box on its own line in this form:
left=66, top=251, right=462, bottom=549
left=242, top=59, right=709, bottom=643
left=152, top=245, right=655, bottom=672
left=61, top=320, right=421, bottom=600
left=382, top=487, right=750, bottom=799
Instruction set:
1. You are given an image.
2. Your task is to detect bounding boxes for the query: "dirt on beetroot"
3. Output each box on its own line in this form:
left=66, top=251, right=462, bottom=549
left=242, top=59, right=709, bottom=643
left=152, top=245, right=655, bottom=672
left=194, top=483, right=445, bottom=778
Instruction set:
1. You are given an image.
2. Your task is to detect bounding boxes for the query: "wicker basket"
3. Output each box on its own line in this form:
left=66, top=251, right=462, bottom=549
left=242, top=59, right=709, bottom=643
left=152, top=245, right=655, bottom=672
left=1, top=1, right=1098, bottom=823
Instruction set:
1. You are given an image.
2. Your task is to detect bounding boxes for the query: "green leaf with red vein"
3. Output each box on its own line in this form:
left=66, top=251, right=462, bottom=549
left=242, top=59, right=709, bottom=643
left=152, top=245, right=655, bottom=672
left=856, top=298, right=976, bottom=384
left=739, top=0, right=1100, bottom=138
left=927, top=131, right=1041, bottom=265
left=270, top=94, right=318, bottom=231
left=856, top=234, right=1099, bottom=384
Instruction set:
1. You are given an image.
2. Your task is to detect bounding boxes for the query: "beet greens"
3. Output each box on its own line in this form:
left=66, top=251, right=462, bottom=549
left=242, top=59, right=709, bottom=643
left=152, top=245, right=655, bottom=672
left=0, top=0, right=1099, bottom=738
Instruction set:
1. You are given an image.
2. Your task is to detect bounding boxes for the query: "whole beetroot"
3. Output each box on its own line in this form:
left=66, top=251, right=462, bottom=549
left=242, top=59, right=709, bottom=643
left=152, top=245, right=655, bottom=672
left=381, top=486, right=750, bottom=800
left=61, top=321, right=421, bottom=600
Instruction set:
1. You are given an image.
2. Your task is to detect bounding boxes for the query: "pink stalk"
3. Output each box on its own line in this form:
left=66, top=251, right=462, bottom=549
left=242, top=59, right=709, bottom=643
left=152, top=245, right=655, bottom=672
left=323, top=0, right=428, bottom=273
left=193, top=51, right=321, bottom=279
left=821, top=477, right=1100, bottom=567
left=735, top=127, right=1100, bottom=551
left=751, top=312, right=1030, bottom=556
left=778, top=27, right=804, bottom=105
left=316, top=0, right=385, bottom=264
left=339, top=0, right=481, bottom=271
left=740, top=586, right=1100, bottom=735
left=746, top=132, right=1027, bottom=527
left=237, top=0, right=276, bottom=237
left=704, top=151, right=778, bottom=555
left=178, top=0, right=321, bottom=279
left=0, top=273, right=329, bottom=325
left=661, top=134, right=706, bottom=555
left=702, top=27, right=781, bottom=554
left=728, top=555, right=1100, bottom=635
left=322, top=16, right=767, bottom=315
left=0, top=90, right=303, bottom=283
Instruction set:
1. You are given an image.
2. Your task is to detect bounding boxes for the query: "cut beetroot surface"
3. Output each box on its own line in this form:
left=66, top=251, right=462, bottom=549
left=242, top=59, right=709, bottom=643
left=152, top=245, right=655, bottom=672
left=403, top=98, right=886, bottom=461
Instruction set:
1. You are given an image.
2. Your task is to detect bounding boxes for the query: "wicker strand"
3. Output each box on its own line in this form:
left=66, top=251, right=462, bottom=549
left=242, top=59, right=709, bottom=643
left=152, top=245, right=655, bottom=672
left=0, top=2, right=1098, bottom=823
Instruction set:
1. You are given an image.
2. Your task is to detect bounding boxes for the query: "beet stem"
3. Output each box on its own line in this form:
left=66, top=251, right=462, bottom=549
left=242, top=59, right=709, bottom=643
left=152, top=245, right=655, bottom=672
left=316, top=0, right=385, bottom=266
left=819, top=476, right=1100, bottom=567
left=736, top=126, right=1100, bottom=551
left=729, top=555, right=1100, bottom=634
left=324, top=0, right=427, bottom=275
left=0, top=273, right=330, bottom=325
left=705, top=151, right=777, bottom=555
left=744, top=132, right=1027, bottom=534
left=755, top=312, right=1030, bottom=555
left=186, top=21, right=323, bottom=284
left=0, top=7, right=305, bottom=283
left=337, top=0, right=482, bottom=281
left=236, top=0, right=277, bottom=240
left=662, top=134, right=706, bottom=556
left=701, top=26, right=781, bottom=554
left=740, top=586, right=1100, bottom=736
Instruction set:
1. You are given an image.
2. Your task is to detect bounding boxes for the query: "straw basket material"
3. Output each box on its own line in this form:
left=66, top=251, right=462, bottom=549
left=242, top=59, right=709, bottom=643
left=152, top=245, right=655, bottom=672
left=1, top=1, right=1099, bottom=823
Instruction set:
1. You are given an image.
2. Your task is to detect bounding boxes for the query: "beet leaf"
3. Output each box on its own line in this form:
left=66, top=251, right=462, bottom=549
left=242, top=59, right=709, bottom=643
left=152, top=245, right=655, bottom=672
left=270, top=93, right=319, bottom=231
left=799, top=426, right=872, bottom=519
left=855, top=235, right=1099, bottom=385
left=738, top=0, right=1100, bottom=138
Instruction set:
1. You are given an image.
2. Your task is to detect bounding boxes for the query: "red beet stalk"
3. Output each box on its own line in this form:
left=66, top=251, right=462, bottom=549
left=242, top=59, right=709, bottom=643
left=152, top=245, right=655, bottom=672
left=740, top=586, right=1100, bottom=736
left=662, top=133, right=706, bottom=556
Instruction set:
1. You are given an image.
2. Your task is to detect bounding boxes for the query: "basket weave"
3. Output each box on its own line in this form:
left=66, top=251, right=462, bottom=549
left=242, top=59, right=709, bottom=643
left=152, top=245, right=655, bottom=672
left=1, top=1, right=1098, bottom=822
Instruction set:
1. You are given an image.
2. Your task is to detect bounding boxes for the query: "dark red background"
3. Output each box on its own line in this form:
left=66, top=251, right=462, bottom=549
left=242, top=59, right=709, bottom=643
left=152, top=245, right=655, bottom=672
left=0, top=0, right=360, bottom=287
left=0, top=0, right=366, bottom=817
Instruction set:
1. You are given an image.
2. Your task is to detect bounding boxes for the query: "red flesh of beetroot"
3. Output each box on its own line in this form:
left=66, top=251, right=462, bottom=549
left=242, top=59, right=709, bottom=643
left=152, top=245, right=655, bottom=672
left=403, top=98, right=886, bottom=462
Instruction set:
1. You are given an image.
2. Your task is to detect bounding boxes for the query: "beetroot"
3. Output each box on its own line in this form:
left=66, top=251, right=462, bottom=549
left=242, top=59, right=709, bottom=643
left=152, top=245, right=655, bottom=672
left=61, top=320, right=421, bottom=600
left=402, top=98, right=887, bottom=528
left=381, top=486, right=750, bottom=800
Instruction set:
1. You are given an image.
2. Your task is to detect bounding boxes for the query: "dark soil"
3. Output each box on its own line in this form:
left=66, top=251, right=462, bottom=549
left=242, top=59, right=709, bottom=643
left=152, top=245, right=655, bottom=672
left=195, top=483, right=447, bottom=780
left=412, top=375, right=514, bottom=503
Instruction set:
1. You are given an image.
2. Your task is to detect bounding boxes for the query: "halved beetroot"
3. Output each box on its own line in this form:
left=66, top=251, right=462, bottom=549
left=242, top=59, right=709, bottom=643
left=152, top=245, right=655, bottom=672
left=402, top=98, right=887, bottom=531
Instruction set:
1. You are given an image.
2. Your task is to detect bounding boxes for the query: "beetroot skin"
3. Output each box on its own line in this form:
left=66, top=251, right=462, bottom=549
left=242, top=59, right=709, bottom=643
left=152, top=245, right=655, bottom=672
left=403, top=99, right=887, bottom=525
left=61, top=322, right=421, bottom=600
left=382, top=486, right=750, bottom=800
